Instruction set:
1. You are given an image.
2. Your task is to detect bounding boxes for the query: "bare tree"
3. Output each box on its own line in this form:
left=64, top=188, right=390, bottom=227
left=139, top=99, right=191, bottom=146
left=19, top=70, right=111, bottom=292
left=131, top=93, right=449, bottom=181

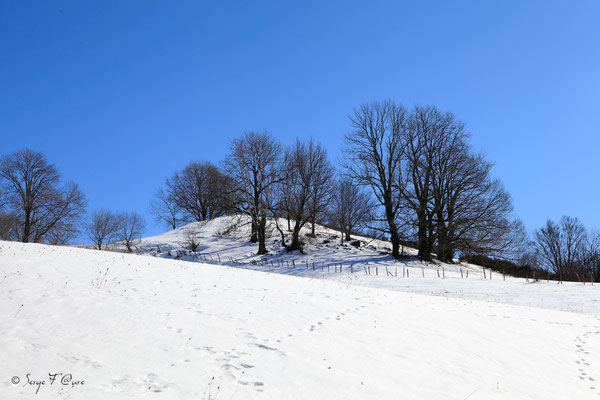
left=116, top=212, right=146, bottom=252
left=534, top=219, right=562, bottom=275
left=561, top=215, right=587, bottom=271
left=307, top=156, right=336, bottom=237
left=0, top=149, right=87, bottom=243
left=581, top=231, right=600, bottom=282
left=403, top=106, right=469, bottom=261
left=346, top=104, right=520, bottom=262
left=342, top=101, right=408, bottom=258
left=149, top=188, right=182, bottom=230
left=166, top=161, right=231, bottom=223
left=86, top=209, right=119, bottom=250
left=275, top=139, right=335, bottom=251
left=534, top=216, right=587, bottom=280
left=224, top=131, right=283, bottom=255
left=432, top=148, right=523, bottom=262
left=330, top=179, right=373, bottom=243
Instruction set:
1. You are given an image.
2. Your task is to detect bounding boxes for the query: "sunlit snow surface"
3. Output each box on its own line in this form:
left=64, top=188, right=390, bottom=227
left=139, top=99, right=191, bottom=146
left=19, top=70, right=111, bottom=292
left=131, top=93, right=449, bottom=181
left=1, top=217, right=599, bottom=399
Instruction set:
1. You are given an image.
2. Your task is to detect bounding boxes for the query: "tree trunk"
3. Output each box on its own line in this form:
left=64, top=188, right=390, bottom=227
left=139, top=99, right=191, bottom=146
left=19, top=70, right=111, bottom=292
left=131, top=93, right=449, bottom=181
left=417, top=209, right=432, bottom=262
left=257, top=215, right=267, bottom=254
left=390, top=229, right=401, bottom=258
left=22, top=208, right=32, bottom=242
left=250, top=216, right=259, bottom=243
left=435, top=209, right=448, bottom=262
left=289, top=220, right=303, bottom=251
left=384, top=199, right=401, bottom=258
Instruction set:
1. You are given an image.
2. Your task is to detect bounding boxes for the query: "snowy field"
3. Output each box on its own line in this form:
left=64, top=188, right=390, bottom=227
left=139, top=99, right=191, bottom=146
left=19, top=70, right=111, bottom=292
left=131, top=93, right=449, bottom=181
left=135, top=216, right=600, bottom=315
left=1, top=238, right=600, bottom=399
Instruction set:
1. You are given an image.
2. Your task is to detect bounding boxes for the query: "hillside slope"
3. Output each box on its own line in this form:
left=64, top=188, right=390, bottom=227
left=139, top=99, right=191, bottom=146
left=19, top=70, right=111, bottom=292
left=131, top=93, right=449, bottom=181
left=1, top=240, right=599, bottom=399
left=130, top=216, right=600, bottom=314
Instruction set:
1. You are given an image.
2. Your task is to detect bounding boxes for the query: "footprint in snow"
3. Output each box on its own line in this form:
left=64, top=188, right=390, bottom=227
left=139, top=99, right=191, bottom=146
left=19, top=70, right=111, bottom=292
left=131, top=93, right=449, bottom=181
left=252, top=343, right=278, bottom=351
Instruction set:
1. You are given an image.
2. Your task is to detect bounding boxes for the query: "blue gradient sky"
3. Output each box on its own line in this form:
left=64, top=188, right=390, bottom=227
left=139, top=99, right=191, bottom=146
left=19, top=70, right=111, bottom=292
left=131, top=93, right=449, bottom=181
left=1, top=1, right=599, bottom=239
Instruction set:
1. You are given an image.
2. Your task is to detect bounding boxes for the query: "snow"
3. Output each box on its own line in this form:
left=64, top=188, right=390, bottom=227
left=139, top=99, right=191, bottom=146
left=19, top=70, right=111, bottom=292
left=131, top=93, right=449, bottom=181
left=134, top=216, right=600, bottom=315
left=1, top=217, right=599, bottom=399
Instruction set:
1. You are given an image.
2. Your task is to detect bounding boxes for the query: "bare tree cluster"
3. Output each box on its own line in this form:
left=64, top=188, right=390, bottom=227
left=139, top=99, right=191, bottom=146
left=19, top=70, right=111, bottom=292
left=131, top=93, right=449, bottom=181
left=534, top=216, right=599, bottom=281
left=140, top=101, right=600, bottom=268
left=273, top=139, right=335, bottom=251
left=0, top=149, right=87, bottom=244
left=343, top=101, right=524, bottom=261
left=5, top=112, right=565, bottom=267
left=148, top=104, right=523, bottom=260
left=85, top=209, right=146, bottom=252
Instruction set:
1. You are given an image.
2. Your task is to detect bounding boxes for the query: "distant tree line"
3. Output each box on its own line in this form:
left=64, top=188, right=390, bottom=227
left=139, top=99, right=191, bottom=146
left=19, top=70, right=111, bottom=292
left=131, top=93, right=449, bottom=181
left=1, top=101, right=598, bottom=279
left=465, top=216, right=600, bottom=283
left=533, top=216, right=599, bottom=282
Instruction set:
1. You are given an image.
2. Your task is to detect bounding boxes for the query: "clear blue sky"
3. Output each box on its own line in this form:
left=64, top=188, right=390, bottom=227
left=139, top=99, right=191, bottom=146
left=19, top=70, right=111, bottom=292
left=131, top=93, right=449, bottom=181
left=1, top=1, right=599, bottom=239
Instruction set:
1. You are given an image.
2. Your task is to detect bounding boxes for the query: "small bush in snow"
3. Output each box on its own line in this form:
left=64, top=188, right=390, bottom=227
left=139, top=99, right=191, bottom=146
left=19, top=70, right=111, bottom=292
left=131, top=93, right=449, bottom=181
left=185, top=230, right=200, bottom=252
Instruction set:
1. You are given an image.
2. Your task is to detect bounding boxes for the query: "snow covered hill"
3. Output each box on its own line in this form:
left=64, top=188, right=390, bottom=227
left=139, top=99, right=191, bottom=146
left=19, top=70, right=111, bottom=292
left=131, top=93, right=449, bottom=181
left=1, top=240, right=599, bottom=399
left=131, top=216, right=600, bottom=314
